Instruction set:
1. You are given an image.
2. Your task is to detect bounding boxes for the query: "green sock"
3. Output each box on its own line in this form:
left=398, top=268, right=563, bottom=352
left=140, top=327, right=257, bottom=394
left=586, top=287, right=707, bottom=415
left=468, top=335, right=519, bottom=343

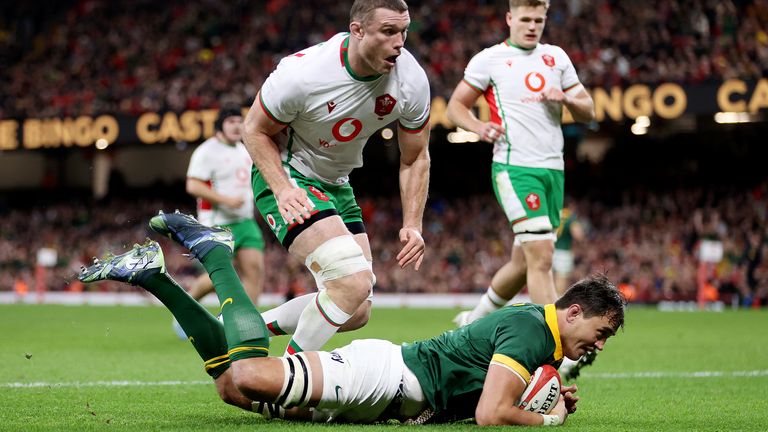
left=200, top=245, right=269, bottom=361
left=137, top=271, right=230, bottom=378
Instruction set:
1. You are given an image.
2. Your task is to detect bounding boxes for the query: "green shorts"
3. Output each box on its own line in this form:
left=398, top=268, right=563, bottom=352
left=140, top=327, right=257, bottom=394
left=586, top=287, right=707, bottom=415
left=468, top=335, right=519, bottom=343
left=252, top=165, right=365, bottom=248
left=222, top=219, right=265, bottom=252
left=491, top=163, right=564, bottom=233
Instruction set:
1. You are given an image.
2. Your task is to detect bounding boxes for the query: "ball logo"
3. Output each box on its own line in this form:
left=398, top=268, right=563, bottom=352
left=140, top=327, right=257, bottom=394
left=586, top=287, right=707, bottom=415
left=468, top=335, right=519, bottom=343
left=331, top=117, right=363, bottom=142
left=308, top=185, right=330, bottom=202
left=374, top=94, right=397, bottom=117
left=524, top=72, right=546, bottom=92
left=542, top=54, right=555, bottom=67
left=525, top=193, right=541, bottom=210
left=266, top=214, right=277, bottom=229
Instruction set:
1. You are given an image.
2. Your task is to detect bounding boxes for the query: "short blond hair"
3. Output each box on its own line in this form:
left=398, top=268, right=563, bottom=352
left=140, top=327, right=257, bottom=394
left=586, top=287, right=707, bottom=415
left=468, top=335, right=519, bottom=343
left=509, top=0, right=549, bottom=8
left=350, top=0, right=409, bottom=25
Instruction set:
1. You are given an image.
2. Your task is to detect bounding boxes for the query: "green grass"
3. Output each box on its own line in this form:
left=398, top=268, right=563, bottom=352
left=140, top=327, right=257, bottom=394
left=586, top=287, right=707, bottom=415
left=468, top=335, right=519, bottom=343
left=1, top=305, right=767, bottom=431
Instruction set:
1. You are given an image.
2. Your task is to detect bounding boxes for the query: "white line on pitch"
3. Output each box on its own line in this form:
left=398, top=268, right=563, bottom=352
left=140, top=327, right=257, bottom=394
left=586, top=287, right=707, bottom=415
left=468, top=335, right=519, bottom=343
left=0, top=380, right=211, bottom=388
left=4, top=370, right=768, bottom=388
left=581, top=370, right=768, bottom=379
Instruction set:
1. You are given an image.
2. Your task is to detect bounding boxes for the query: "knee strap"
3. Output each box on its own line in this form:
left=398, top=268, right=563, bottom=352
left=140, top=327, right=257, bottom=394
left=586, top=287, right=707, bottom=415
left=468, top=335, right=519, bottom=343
left=305, top=235, right=373, bottom=283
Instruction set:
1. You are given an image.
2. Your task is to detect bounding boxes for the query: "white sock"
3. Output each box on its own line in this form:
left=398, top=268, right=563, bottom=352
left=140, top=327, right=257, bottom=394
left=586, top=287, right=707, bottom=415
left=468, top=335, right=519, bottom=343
left=260, top=293, right=315, bottom=336
left=466, top=286, right=509, bottom=323
left=285, top=291, right=352, bottom=355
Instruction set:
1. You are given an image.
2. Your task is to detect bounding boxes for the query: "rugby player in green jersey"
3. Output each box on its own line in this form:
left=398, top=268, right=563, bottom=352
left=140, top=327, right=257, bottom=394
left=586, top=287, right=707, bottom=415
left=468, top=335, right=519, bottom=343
left=80, top=213, right=624, bottom=426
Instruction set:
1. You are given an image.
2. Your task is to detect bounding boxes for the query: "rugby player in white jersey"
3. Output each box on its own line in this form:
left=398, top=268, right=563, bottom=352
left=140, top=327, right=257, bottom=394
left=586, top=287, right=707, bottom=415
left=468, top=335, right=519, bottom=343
left=448, top=0, right=595, bottom=328
left=243, top=0, right=431, bottom=355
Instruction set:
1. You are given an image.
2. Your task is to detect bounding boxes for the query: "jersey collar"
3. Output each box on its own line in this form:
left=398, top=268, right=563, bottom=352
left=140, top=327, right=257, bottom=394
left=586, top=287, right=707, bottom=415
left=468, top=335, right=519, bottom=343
left=340, top=35, right=382, bottom=82
left=544, top=304, right=564, bottom=361
left=504, top=38, right=536, bottom=51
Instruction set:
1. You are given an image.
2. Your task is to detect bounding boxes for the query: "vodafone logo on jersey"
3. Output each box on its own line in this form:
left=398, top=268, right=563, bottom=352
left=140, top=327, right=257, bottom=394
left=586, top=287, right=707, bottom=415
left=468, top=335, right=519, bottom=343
left=266, top=214, right=277, bottom=229
left=542, top=54, right=555, bottom=67
left=331, top=117, right=363, bottom=142
left=525, top=193, right=541, bottom=211
left=375, top=94, right=397, bottom=117
left=524, top=72, right=546, bottom=92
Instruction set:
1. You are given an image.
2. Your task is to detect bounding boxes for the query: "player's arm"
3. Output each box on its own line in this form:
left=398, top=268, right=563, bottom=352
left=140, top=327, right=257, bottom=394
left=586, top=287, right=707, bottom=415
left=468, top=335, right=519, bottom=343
left=395, top=125, right=430, bottom=270
left=186, top=177, right=244, bottom=210
left=243, top=91, right=312, bottom=224
left=562, top=85, right=594, bottom=123
left=447, top=81, right=504, bottom=143
left=475, top=363, right=568, bottom=426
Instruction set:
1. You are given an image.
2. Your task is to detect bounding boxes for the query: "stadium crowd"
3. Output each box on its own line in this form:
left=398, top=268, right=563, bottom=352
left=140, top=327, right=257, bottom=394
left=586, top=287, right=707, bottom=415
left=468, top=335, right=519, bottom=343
left=2, top=184, right=767, bottom=307
left=1, top=0, right=767, bottom=118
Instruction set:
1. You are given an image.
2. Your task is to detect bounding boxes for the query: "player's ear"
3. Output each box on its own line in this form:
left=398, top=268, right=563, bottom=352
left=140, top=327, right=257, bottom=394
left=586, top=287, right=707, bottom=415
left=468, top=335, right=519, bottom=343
left=506, top=11, right=514, bottom=26
left=350, top=21, right=364, bottom=39
left=566, top=304, right=582, bottom=323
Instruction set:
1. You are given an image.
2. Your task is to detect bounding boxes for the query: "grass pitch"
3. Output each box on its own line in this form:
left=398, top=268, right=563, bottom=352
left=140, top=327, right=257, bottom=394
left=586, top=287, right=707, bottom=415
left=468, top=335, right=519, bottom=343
left=1, top=304, right=766, bottom=431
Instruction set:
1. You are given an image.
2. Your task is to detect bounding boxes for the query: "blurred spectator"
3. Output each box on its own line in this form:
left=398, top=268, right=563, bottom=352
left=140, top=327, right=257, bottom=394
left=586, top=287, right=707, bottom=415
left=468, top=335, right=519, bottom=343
left=2, top=183, right=767, bottom=307
left=1, top=0, right=767, bottom=118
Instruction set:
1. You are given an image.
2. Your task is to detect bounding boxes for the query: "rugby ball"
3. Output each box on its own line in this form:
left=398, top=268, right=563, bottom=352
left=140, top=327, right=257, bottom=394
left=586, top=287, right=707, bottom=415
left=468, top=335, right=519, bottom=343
left=517, top=365, right=561, bottom=414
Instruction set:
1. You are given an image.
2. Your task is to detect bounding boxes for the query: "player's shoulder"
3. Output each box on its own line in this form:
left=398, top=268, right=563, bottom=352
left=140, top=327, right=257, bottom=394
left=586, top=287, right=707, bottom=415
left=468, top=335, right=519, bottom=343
left=193, top=136, right=221, bottom=153
left=495, top=304, right=547, bottom=328
left=275, top=33, right=346, bottom=71
left=537, top=43, right=570, bottom=59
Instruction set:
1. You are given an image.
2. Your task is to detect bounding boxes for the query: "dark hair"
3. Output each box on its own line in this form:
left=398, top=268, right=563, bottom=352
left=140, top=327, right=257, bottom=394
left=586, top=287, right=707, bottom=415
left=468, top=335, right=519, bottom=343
left=350, top=0, right=408, bottom=25
left=215, top=106, right=243, bottom=132
left=555, top=273, right=626, bottom=330
left=509, top=0, right=549, bottom=8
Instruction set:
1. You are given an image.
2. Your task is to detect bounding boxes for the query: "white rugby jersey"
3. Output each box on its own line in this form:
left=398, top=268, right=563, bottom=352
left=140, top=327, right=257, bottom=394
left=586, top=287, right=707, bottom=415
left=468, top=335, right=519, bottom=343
left=463, top=41, right=582, bottom=170
left=259, top=32, right=431, bottom=185
left=187, top=136, right=255, bottom=226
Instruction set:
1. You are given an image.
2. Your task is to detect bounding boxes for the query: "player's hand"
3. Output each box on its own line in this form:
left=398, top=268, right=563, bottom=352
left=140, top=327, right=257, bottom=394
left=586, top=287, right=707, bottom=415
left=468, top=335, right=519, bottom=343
left=477, top=122, right=505, bottom=143
left=276, top=187, right=314, bottom=225
left=541, top=87, right=566, bottom=103
left=561, top=383, right=579, bottom=414
left=550, top=395, right=569, bottom=424
left=397, top=227, right=425, bottom=270
left=222, top=196, right=245, bottom=209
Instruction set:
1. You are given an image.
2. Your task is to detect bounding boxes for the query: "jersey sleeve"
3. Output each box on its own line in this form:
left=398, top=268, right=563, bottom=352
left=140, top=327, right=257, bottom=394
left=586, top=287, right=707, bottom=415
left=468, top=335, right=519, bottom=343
left=186, top=145, right=211, bottom=181
left=489, top=313, right=550, bottom=385
left=557, top=47, right=582, bottom=93
left=398, top=61, right=431, bottom=132
left=462, top=49, right=492, bottom=93
left=258, top=57, right=306, bottom=125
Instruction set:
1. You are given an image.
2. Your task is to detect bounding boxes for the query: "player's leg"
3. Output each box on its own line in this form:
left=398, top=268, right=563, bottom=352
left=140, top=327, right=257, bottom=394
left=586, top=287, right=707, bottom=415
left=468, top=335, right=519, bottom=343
left=78, top=240, right=232, bottom=380
left=284, top=217, right=372, bottom=354
left=552, top=248, right=574, bottom=296
left=254, top=170, right=372, bottom=353
left=456, top=242, right=527, bottom=326
left=230, top=219, right=266, bottom=305
left=187, top=272, right=215, bottom=301
left=261, top=292, right=370, bottom=336
left=149, top=211, right=270, bottom=361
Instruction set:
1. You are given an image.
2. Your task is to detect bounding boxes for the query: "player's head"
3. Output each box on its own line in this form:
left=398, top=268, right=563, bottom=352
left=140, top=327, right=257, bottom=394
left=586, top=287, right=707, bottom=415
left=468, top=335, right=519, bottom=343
left=506, top=0, right=549, bottom=50
left=555, top=274, right=626, bottom=360
left=349, top=0, right=410, bottom=75
left=215, top=105, right=243, bottom=144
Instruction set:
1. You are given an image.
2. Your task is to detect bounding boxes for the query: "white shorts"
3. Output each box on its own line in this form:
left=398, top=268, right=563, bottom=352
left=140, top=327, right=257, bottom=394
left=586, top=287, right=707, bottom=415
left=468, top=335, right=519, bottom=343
left=552, top=249, right=574, bottom=275
left=312, top=339, right=426, bottom=423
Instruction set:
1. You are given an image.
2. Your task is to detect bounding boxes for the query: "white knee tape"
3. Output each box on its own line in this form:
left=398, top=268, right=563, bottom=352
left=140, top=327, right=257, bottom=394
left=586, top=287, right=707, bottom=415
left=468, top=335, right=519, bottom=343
left=513, top=216, right=556, bottom=243
left=305, top=236, right=372, bottom=283
left=275, top=353, right=313, bottom=408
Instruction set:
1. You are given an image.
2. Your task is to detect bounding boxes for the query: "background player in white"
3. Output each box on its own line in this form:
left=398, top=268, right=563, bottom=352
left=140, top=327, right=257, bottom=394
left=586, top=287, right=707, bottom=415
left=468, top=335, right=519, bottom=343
left=173, top=107, right=266, bottom=339
left=243, top=0, right=431, bottom=354
left=448, top=0, right=595, bottom=326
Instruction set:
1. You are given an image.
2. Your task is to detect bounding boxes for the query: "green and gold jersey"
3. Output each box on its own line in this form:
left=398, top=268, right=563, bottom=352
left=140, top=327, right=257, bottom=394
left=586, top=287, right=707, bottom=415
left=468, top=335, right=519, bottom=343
left=401, top=304, right=563, bottom=419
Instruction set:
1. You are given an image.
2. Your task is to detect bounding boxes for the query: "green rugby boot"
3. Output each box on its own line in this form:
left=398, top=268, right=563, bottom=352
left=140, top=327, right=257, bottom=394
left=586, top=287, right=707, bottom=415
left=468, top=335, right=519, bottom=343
left=79, top=239, right=165, bottom=285
left=149, top=210, right=233, bottom=259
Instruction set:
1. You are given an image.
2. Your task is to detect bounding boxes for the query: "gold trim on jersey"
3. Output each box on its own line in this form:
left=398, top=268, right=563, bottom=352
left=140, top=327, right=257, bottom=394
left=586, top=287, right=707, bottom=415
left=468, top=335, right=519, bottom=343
left=544, top=304, right=563, bottom=361
left=491, top=354, right=531, bottom=384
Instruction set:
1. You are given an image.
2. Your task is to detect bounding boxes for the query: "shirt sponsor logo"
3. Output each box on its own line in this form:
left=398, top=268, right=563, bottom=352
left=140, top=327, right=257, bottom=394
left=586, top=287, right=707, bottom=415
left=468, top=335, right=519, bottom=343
left=375, top=94, right=397, bottom=117
left=524, top=72, right=546, bottom=92
left=331, top=117, right=363, bottom=142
